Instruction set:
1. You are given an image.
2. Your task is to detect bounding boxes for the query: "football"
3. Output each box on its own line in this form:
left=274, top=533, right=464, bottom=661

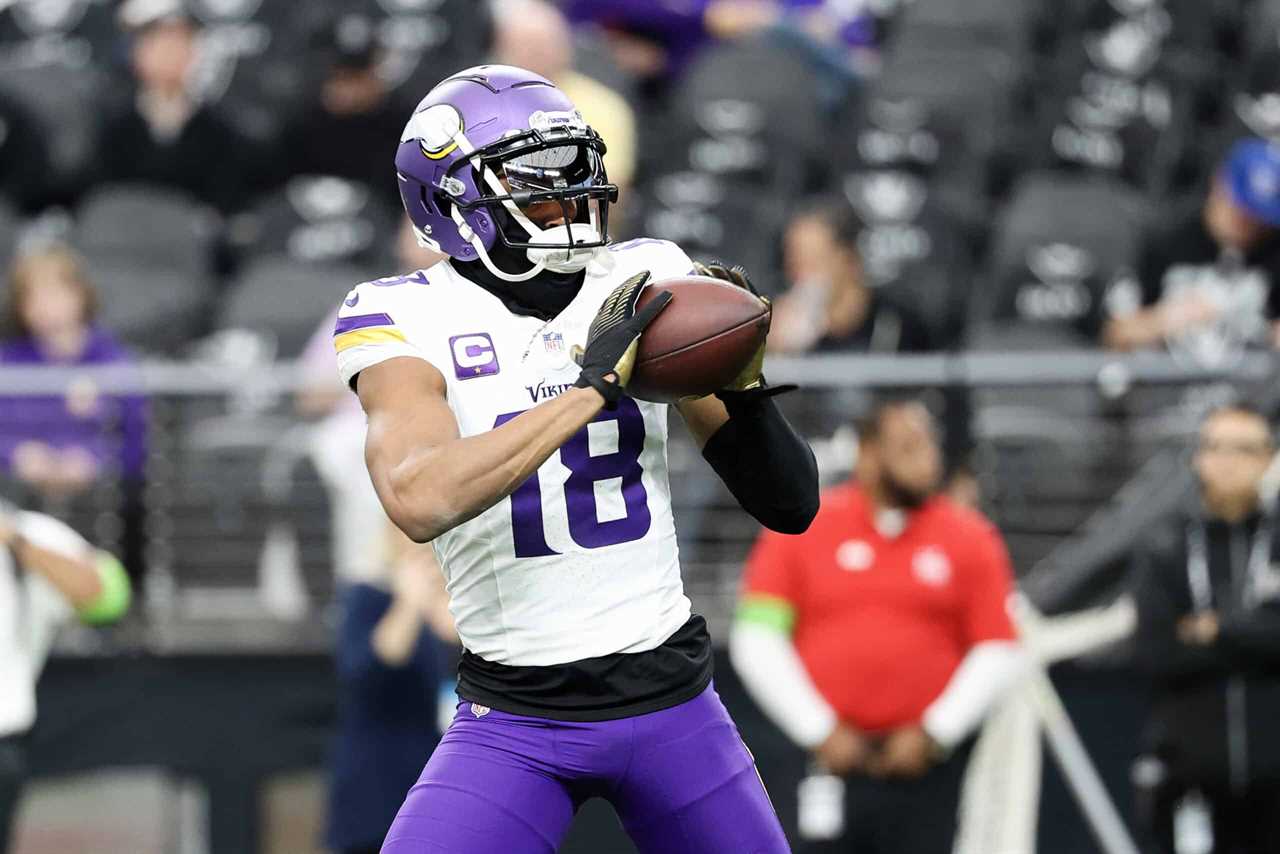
left=627, top=275, right=772, bottom=403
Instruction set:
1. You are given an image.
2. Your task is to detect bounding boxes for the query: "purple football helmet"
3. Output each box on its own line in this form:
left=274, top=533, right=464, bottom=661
left=395, top=65, right=617, bottom=282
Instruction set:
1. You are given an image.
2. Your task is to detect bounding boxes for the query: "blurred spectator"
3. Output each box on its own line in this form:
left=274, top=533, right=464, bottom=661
left=0, top=246, right=147, bottom=578
left=563, top=0, right=711, bottom=91
left=271, top=14, right=406, bottom=210
left=0, top=247, right=147, bottom=493
left=327, top=523, right=454, bottom=854
left=293, top=243, right=453, bottom=853
left=0, top=501, right=130, bottom=854
left=1104, top=139, right=1280, bottom=362
left=564, top=0, right=876, bottom=98
left=1131, top=404, right=1280, bottom=854
left=492, top=0, right=637, bottom=191
left=0, top=92, right=52, bottom=212
left=730, top=398, right=1022, bottom=853
left=770, top=199, right=933, bottom=354
left=95, top=0, right=250, bottom=212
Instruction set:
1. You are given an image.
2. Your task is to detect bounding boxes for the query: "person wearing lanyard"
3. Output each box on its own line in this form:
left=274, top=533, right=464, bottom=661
left=1132, top=403, right=1280, bottom=854
left=730, top=397, right=1023, bottom=853
left=0, top=501, right=131, bottom=853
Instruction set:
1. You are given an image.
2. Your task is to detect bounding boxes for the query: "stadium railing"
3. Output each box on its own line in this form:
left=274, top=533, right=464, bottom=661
left=0, top=348, right=1275, bottom=653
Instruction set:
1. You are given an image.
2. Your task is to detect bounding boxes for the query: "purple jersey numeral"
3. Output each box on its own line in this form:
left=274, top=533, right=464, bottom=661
left=562, top=399, right=651, bottom=548
left=495, top=410, right=560, bottom=558
left=495, top=398, right=651, bottom=558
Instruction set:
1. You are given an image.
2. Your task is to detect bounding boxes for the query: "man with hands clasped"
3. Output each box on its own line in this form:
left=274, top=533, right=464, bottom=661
left=1132, top=403, right=1280, bottom=854
left=731, top=398, right=1024, bottom=853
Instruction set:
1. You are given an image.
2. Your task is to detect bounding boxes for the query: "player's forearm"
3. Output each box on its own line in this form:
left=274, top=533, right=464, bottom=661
left=701, top=395, right=819, bottom=534
left=729, top=618, right=837, bottom=749
left=387, top=386, right=605, bottom=541
left=11, top=535, right=103, bottom=609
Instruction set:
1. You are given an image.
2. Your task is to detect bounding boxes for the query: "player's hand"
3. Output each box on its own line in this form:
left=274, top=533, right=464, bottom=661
left=693, top=259, right=796, bottom=401
left=573, top=271, right=672, bottom=409
left=813, top=722, right=871, bottom=775
left=869, top=725, right=938, bottom=779
left=1177, top=610, right=1220, bottom=646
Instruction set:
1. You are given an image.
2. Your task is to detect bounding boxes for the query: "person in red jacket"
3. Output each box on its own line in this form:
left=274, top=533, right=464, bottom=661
left=731, top=397, right=1024, bottom=853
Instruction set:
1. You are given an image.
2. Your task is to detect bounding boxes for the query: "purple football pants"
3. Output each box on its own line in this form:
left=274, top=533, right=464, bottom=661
left=380, top=683, right=790, bottom=853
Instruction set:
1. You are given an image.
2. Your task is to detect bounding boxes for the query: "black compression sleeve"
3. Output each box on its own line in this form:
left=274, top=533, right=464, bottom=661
left=700, top=394, right=819, bottom=534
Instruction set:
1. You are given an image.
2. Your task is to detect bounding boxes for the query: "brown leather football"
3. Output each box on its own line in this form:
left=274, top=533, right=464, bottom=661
left=627, top=275, right=771, bottom=404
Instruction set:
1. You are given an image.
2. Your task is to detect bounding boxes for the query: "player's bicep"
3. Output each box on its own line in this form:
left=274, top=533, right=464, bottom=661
left=357, top=356, right=458, bottom=530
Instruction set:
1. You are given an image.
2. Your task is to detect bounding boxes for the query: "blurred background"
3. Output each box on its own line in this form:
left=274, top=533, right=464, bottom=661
left=1, top=0, right=1279, bottom=852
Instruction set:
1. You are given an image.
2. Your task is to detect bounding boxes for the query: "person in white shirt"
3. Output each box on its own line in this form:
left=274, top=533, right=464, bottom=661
left=0, top=503, right=131, bottom=853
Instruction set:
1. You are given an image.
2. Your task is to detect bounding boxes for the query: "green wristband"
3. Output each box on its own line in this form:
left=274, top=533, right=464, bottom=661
left=78, top=551, right=132, bottom=625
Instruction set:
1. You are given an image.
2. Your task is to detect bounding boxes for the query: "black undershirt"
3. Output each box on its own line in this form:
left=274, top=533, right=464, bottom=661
left=450, top=242, right=585, bottom=321
left=455, top=615, right=714, bottom=721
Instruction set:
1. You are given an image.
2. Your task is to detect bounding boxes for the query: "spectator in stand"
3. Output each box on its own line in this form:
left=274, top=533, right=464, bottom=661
left=1104, top=138, right=1280, bottom=364
left=563, top=0, right=711, bottom=93
left=0, top=500, right=131, bottom=854
left=770, top=199, right=934, bottom=354
left=563, top=1, right=877, bottom=99
left=1132, top=403, right=1280, bottom=854
left=96, top=0, right=250, bottom=212
left=0, top=246, right=147, bottom=582
left=492, top=0, right=637, bottom=193
left=731, top=397, right=1023, bottom=854
left=271, top=14, right=407, bottom=210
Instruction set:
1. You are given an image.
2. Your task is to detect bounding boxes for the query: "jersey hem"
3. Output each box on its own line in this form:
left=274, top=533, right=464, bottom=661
left=457, top=666, right=714, bottom=723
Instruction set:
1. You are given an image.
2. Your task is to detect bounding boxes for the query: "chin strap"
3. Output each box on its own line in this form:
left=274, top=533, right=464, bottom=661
left=453, top=206, right=547, bottom=282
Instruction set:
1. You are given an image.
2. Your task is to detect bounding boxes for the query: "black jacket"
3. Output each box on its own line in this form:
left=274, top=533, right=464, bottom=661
left=1132, top=506, right=1280, bottom=788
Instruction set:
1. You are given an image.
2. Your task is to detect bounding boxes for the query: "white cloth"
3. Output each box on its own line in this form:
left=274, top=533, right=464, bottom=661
left=0, top=512, right=92, bottom=737
left=922, top=639, right=1026, bottom=748
left=334, top=241, right=697, bottom=665
left=729, top=620, right=837, bottom=749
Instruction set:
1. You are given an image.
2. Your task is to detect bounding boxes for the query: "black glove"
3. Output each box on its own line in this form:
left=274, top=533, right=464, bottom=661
left=692, top=260, right=765, bottom=299
left=692, top=259, right=796, bottom=404
left=573, top=270, right=672, bottom=409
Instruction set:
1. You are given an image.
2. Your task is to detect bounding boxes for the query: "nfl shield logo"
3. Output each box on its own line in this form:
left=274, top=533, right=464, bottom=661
left=542, top=331, right=565, bottom=354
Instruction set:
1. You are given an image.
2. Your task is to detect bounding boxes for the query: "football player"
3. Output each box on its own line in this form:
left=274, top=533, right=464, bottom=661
left=335, top=65, right=819, bottom=854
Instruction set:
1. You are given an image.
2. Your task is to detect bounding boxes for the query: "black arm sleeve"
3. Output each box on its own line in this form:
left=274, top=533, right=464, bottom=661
left=700, top=393, right=819, bottom=535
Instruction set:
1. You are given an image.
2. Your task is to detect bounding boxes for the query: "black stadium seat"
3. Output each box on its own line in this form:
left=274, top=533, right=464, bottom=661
left=351, top=0, right=493, bottom=103
left=231, top=174, right=398, bottom=270
left=219, top=255, right=365, bottom=357
left=671, top=38, right=828, bottom=196
left=75, top=185, right=220, bottom=275
left=0, top=0, right=118, bottom=71
left=88, top=262, right=214, bottom=356
left=986, top=171, right=1147, bottom=286
left=840, top=170, right=975, bottom=344
left=186, top=0, right=329, bottom=142
left=970, top=171, right=1148, bottom=344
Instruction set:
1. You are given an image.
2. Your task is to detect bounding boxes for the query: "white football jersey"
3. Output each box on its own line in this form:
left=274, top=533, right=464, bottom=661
left=335, top=239, right=698, bottom=666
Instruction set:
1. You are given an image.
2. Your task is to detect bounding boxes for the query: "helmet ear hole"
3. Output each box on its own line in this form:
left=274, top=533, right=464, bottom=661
left=432, top=191, right=453, bottom=219
left=421, top=186, right=452, bottom=219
